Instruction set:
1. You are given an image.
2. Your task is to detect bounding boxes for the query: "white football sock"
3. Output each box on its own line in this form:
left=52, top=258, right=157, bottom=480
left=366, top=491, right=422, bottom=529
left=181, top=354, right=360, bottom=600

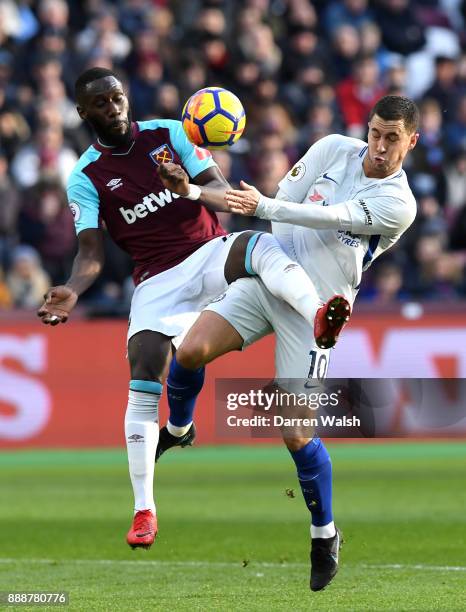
left=125, top=389, right=160, bottom=514
left=250, top=233, right=320, bottom=326
left=311, top=521, right=336, bottom=539
left=167, top=421, right=192, bottom=437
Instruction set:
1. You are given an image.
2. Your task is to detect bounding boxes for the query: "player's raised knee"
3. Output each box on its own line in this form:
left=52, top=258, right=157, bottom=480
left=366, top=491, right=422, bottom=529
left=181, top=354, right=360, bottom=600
left=176, top=339, right=212, bottom=370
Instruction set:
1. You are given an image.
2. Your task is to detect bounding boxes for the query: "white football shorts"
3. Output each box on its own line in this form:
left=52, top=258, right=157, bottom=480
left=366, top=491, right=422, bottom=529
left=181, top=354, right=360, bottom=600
left=205, top=277, right=331, bottom=385
left=128, top=234, right=238, bottom=346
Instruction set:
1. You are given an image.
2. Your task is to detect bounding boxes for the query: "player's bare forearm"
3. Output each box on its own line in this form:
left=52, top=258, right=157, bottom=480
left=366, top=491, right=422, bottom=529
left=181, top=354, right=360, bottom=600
left=195, top=180, right=230, bottom=212
left=65, top=251, right=103, bottom=296
left=158, top=162, right=231, bottom=212
left=37, top=229, right=104, bottom=325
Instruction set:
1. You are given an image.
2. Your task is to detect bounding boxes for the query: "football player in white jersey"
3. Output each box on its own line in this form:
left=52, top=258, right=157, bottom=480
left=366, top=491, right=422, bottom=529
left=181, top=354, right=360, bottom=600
left=157, top=95, right=419, bottom=591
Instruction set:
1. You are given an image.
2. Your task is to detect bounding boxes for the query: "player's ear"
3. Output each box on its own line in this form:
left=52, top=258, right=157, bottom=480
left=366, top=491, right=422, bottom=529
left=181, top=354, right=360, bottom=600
left=408, top=132, right=419, bottom=150
left=76, top=105, right=86, bottom=120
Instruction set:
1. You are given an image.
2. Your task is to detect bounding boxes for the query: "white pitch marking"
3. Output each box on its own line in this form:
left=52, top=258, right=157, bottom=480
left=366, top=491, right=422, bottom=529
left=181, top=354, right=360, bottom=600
left=362, top=563, right=466, bottom=572
left=0, top=558, right=465, bottom=572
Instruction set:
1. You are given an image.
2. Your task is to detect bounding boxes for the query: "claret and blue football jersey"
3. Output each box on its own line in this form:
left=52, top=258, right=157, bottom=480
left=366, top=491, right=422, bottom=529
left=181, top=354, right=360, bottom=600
left=67, top=119, right=226, bottom=285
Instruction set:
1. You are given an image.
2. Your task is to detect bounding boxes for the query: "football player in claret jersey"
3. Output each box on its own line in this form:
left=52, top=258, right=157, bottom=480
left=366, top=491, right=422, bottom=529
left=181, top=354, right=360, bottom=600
left=36, top=67, right=333, bottom=549
left=158, top=96, right=420, bottom=591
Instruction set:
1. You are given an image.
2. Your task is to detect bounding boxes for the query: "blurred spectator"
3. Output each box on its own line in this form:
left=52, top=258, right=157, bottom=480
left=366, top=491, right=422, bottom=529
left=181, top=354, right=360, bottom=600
left=408, top=98, right=446, bottom=203
left=0, top=267, right=12, bottom=309
left=6, top=245, right=50, bottom=309
left=384, top=57, right=408, bottom=95
left=423, top=55, right=461, bottom=121
left=374, top=0, right=426, bottom=56
left=0, top=149, right=20, bottom=267
left=330, top=24, right=361, bottom=80
left=75, top=6, right=131, bottom=63
left=403, top=230, right=464, bottom=298
left=0, top=100, right=31, bottom=160
left=449, top=203, right=466, bottom=251
left=445, top=149, right=466, bottom=213
left=198, top=33, right=229, bottom=82
left=336, top=54, right=386, bottom=138
left=119, top=0, right=153, bottom=38
left=445, top=93, right=466, bottom=153
left=299, top=102, right=342, bottom=151
left=10, top=124, right=77, bottom=189
left=18, top=178, right=75, bottom=284
left=37, top=78, right=81, bottom=130
left=323, top=0, right=374, bottom=34
left=178, top=55, right=208, bottom=102
left=363, top=261, right=405, bottom=303
left=129, top=55, right=163, bottom=119
left=37, top=0, right=69, bottom=32
left=155, top=83, right=180, bottom=119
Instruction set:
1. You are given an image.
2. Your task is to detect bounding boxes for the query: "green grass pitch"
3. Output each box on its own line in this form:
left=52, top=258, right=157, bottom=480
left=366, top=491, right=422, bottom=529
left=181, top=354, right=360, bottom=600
left=0, top=442, right=465, bottom=611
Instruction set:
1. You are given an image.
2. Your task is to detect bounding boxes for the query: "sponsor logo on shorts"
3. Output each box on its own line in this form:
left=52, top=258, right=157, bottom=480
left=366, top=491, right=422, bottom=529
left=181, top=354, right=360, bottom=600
left=287, top=161, right=305, bottom=182
left=149, top=144, right=174, bottom=166
left=358, top=199, right=373, bottom=226
left=69, top=202, right=81, bottom=222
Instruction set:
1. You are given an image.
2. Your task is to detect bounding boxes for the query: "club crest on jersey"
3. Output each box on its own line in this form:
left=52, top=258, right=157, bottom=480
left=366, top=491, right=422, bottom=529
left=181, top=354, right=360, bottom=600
left=149, top=144, right=174, bottom=166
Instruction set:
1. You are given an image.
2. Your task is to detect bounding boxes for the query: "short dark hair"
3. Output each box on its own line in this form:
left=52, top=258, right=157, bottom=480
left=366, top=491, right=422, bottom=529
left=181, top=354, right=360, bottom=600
left=74, top=67, right=118, bottom=102
left=369, top=95, right=419, bottom=134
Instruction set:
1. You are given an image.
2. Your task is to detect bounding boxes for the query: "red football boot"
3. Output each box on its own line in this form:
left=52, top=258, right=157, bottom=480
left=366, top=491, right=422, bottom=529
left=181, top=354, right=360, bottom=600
left=314, top=296, right=351, bottom=349
left=126, top=510, right=157, bottom=549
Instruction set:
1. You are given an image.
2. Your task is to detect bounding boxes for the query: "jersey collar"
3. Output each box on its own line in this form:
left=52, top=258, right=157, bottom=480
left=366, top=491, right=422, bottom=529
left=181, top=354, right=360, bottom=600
left=93, top=121, right=139, bottom=155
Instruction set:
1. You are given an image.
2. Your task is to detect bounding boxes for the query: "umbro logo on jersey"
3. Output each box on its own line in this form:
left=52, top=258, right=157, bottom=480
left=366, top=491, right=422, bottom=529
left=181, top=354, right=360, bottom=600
left=107, top=177, right=123, bottom=191
left=119, top=188, right=181, bottom=224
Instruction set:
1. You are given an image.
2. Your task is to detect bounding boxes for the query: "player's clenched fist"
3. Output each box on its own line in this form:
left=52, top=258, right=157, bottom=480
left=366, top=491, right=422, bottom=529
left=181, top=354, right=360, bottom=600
left=225, top=180, right=261, bottom=216
left=37, top=286, right=78, bottom=325
left=157, top=162, right=189, bottom=196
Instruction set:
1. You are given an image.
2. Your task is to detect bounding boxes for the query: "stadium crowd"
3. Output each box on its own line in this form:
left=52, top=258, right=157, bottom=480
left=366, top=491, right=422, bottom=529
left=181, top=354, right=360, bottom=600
left=0, top=0, right=466, bottom=313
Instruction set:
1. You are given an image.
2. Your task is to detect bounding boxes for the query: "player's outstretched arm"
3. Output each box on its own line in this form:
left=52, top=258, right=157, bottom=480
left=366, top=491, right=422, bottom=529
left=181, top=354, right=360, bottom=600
left=158, top=163, right=230, bottom=212
left=226, top=182, right=355, bottom=232
left=227, top=183, right=414, bottom=237
left=37, top=228, right=105, bottom=325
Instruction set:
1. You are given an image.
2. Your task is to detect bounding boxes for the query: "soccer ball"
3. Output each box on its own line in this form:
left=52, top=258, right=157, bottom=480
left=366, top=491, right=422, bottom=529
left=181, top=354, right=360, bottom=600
left=181, top=87, right=246, bottom=150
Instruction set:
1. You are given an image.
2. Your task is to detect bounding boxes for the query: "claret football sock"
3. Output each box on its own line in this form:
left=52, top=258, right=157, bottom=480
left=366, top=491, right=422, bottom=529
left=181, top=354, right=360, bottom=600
left=248, top=233, right=320, bottom=327
left=289, top=437, right=336, bottom=539
left=167, top=355, right=205, bottom=436
left=125, top=380, right=161, bottom=513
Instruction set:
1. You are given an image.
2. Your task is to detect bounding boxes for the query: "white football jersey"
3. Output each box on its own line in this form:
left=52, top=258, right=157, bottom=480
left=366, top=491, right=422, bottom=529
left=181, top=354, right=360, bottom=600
left=271, top=134, right=417, bottom=303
